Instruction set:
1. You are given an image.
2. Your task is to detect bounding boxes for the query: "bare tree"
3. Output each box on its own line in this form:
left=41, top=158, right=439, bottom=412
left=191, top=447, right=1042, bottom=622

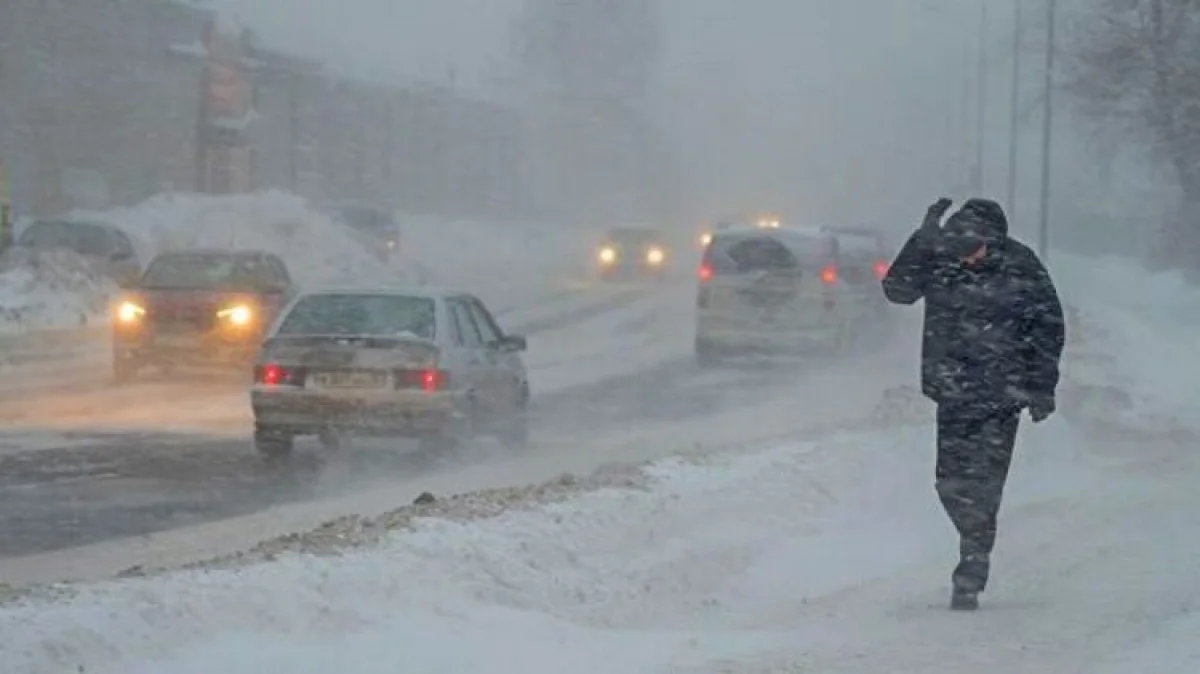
left=1069, top=0, right=1200, bottom=265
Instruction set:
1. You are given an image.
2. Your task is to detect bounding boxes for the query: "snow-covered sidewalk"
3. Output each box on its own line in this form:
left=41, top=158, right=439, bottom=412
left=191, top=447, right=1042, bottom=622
left=4, top=413, right=1162, bottom=674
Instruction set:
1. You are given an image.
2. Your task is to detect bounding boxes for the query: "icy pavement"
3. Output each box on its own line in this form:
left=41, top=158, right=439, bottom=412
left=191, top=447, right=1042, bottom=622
left=9, top=412, right=1197, bottom=674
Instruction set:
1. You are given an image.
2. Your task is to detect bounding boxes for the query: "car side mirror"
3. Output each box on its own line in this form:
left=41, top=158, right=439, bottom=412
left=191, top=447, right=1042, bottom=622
left=494, top=334, right=527, bottom=353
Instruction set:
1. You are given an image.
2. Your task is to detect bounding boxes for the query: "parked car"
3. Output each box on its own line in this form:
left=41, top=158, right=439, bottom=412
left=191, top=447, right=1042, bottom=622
left=694, top=225, right=891, bottom=366
left=250, top=287, right=530, bottom=460
left=320, top=202, right=400, bottom=262
left=16, top=218, right=140, bottom=286
left=111, top=249, right=296, bottom=382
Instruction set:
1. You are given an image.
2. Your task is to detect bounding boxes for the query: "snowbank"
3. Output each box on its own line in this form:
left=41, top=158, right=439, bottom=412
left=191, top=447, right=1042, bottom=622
left=1053, top=252, right=1200, bottom=432
left=0, top=422, right=1088, bottom=674
left=0, top=248, right=116, bottom=333
left=72, top=192, right=409, bottom=288
left=0, top=191, right=589, bottom=333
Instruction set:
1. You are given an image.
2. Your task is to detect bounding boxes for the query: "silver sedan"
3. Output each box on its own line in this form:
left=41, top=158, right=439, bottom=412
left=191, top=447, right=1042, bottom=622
left=249, top=287, right=529, bottom=460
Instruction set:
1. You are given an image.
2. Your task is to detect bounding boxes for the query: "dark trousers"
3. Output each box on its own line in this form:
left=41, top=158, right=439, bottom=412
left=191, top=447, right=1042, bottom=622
left=935, top=400, right=1020, bottom=592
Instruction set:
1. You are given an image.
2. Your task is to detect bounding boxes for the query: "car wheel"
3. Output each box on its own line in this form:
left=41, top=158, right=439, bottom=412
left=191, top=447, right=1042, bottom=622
left=112, top=357, right=138, bottom=384
left=254, top=427, right=294, bottom=461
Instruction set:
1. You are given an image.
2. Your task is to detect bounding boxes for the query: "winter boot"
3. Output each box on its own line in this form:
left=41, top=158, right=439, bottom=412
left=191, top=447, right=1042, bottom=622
left=950, top=586, right=979, bottom=611
left=950, top=548, right=989, bottom=611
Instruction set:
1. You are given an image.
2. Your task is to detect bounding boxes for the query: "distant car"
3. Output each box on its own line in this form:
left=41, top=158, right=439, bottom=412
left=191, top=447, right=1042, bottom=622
left=698, top=221, right=734, bottom=248
left=693, top=225, right=891, bottom=366
left=321, top=202, right=400, bottom=262
left=111, top=249, right=297, bottom=382
left=16, top=218, right=141, bottom=286
left=818, top=225, right=892, bottom=310
left=596, top=225, right=669, bottom=280
left=250, top=288, right=530, bottom=460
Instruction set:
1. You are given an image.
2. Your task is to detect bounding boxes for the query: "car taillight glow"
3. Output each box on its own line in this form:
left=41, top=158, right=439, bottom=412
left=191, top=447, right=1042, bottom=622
left=874, top=260, right=889, bottom=279
left=259, top=363, right=287, bottom=385
left=396, top=368, right=449, bottom=392
left=698, top=263, right=713, bottom=282
left=820, top=264, right=838, bottom=285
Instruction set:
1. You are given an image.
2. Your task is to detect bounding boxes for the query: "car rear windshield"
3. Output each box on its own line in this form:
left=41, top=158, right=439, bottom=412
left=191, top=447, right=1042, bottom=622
left=277, top=294, right=436, bottom=340
left=18, top=221, right=116, bottom=256
left=705, top=235, right=821, bottom=274
left=141, top=254, right=277, bottom=290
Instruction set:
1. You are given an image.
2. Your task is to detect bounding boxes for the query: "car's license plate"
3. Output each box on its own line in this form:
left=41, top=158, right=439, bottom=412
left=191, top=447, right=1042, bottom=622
left=155, top=333, right=197, bottom=348
left=310, top=370, right=388, bottom=388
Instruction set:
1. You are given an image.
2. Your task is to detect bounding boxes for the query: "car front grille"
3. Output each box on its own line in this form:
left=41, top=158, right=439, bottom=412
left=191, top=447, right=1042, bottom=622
left=148, top=304, right=215, bottom=332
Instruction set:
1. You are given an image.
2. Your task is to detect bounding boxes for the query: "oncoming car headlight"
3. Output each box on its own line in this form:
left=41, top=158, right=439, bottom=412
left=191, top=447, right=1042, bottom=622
left=217, top=304, right=253, bottom=326
left=699, top=232, right=713, bottom=247
left=116, top=301, right=145, bottom=323
left=646, top=247, right=665, bottom=265
left=598, top=246, right=617, bottom=264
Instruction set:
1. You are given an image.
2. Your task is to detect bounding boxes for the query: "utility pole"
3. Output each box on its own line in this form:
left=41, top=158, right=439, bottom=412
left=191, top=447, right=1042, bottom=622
left=973, top=0, right=988, bottom=193
left=1006, top=0, right=1022, bottom=215
left=1037, top=0, right=1056, bottom=258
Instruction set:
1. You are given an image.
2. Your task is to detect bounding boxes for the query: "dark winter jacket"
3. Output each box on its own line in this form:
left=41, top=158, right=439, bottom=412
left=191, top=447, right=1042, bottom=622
left=881, top=199, right=1065, bottom=407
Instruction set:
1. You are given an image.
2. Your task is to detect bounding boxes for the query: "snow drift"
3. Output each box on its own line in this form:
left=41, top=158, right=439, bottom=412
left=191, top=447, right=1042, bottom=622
left=0, top=422, right=1090, bottom=674
left=1053, top=252, right=1200, bottom=434
left=0, top=248, right=116, bottom=332
left=71, top=192, right=409, bottom=288
left=0, top=191, right=586, bottom=333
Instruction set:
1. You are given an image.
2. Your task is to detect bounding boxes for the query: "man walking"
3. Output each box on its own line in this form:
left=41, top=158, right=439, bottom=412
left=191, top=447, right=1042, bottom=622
left=882, top=197, right=1065, bottom=610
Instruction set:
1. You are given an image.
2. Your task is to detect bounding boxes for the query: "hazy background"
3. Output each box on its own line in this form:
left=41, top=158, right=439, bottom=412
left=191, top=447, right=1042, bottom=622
left=212, top=0, right=1163, bottom=249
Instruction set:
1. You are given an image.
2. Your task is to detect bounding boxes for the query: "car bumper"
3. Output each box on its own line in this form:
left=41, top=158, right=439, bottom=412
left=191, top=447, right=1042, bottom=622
left=251, top=386, right=464, bottom=436
left=113, top=327, right=262, bottom=366
left=600, top=263, right=665, bottom=277
left=697, top=317, right=841, bottom=353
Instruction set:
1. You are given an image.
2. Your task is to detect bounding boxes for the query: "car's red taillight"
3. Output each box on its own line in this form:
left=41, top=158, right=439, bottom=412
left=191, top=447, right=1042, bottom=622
left=396, top=368, right=449, bottom=393
left=874, top=260, right=889, bottom=279
left=820, top=264, right=838, bottom=285
left=257, top=362, right=291, bottom=386
left=698, top=263, right=713, bottom=282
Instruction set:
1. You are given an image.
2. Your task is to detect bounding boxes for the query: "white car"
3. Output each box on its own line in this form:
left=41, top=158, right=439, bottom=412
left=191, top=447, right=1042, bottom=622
left=250, top=287, right=529, bottom=460
left=694, top=225, right=891, bottom=365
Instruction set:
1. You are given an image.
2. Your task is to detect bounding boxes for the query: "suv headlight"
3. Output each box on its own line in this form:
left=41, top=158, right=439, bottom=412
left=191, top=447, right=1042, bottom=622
left=217, top=304, right=253, bottom=326
left=598, top=247, right=617, bottom=264
left=116, top=301, right=145, bottom=323
left=646, top=247, right=665, bottom=264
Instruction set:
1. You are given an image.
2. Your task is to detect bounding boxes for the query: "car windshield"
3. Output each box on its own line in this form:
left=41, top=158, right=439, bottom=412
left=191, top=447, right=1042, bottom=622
left=276, top=294, right=436, bottom=340
left=18, top=220, right=116, bottom=256
left=608, top=228, right=659, bottom=246
left=141, top=254, right=277, bottom=290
